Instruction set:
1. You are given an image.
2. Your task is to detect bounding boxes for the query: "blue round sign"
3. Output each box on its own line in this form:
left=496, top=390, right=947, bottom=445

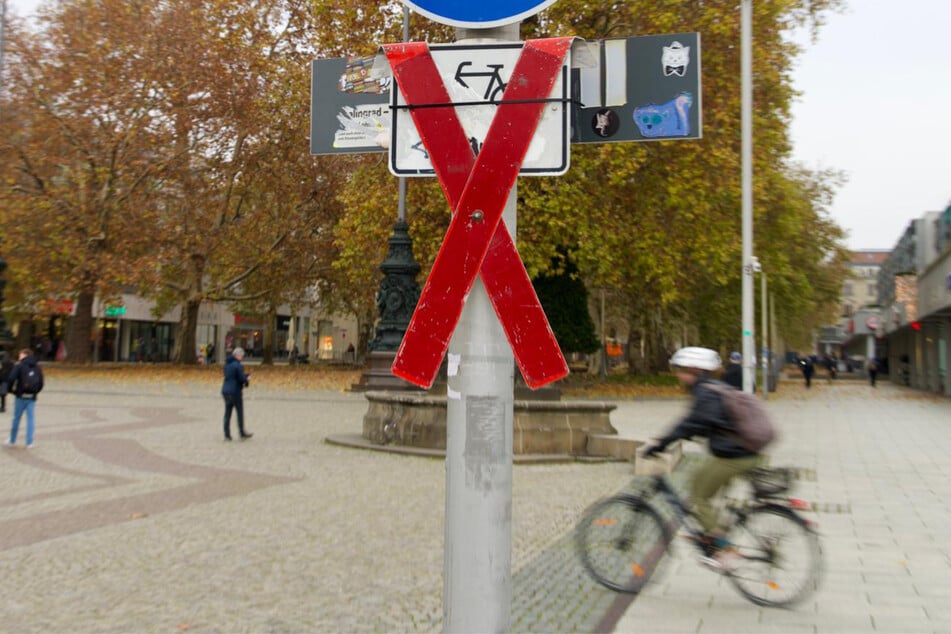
left=403, top=0, right=559, bottom=29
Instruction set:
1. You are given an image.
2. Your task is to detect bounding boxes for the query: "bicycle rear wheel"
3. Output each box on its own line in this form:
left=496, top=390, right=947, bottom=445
left=575, top=494, right=671, bottom=593
left=726, top=505, right=822, bottom=607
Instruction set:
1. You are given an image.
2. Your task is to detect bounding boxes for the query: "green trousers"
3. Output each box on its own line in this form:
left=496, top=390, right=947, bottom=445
left=689, top=453, right=766, bottom=533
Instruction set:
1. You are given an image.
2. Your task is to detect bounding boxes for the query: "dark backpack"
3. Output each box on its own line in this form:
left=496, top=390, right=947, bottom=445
left=19, top=366, right=40, bottom=394
left=705, top=383, right=777, bottom=452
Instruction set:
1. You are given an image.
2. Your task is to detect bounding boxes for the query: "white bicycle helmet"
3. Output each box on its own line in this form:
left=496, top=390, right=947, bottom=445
left=669, top=347, right=722, bottom=372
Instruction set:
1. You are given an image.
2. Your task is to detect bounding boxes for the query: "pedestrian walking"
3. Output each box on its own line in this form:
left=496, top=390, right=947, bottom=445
left=5, top=349, right=44, bottom=448
left=221, top=347, right=253, bottom=441
left=798, top=355, right=814, bottom=388
left=722, top=351, right=743, bottom=390
left=824, top=354, right=837, bottom=381
left=0, top=350, right=13, bottom=413
left=868, top=357, right=878, bottom=387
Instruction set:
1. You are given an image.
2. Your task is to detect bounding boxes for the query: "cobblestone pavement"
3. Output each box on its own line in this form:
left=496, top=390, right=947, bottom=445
left=1, top=376, right=949, bottom=633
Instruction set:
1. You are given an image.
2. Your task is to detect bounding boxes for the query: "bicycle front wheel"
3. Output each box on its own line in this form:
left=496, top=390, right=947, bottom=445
left=726, top=505, right=822, bottom=607
left=576, top=494, right=671, bottom=593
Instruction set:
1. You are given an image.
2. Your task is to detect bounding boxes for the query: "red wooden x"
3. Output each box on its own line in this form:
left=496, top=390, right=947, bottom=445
left=384, top=38, right=571, bottom=390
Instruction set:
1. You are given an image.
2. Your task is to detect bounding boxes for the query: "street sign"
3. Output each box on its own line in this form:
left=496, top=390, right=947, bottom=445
left=572, top=32, right=702, bottom=143
left=402, top=0, right=559, bottom=29
left=311, top=34, right=701, bottom=157
left=389, top=43, right=570, bottom=177
left=383, top=38, right=572, bottom=389
left=310, top=55, right=390, bottom=155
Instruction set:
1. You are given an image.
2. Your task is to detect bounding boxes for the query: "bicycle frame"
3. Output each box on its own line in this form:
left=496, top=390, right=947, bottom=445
left=639, top=473, right=813, bottom=555
left=640, top=475, right=717, bottom=548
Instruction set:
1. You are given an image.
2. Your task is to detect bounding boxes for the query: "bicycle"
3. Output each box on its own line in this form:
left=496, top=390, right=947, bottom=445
left=575, top=466, right=822, bottom=607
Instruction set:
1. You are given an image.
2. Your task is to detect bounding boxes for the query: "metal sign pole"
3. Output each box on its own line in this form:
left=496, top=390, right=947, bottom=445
left=741, top=0, right=755, bottom=394
left=444, top=187, right=516, bottom=633
left=761, top=269, right=768, bottom=399
left=442, top=23, right=518, bottom=634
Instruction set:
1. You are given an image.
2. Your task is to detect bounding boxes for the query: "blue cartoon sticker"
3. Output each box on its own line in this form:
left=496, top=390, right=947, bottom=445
left=633, top=93, right=693, bottom=138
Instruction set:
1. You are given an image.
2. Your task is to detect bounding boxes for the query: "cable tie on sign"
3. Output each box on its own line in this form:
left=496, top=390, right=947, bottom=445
left=392, top=96, right=570, bottom=111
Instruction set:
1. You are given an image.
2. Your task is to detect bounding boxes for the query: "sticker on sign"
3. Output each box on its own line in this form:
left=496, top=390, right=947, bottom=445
left=389, top=43, right=570, bottom=177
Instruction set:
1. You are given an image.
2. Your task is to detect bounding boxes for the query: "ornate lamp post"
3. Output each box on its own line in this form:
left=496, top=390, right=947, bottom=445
left=368, top=220, right=420, bottom=353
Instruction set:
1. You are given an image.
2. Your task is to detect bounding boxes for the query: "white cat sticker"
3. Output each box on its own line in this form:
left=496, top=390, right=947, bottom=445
left=661, top=41, right=690, bottom=77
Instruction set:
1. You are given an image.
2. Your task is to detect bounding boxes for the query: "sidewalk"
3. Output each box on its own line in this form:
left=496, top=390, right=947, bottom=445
left=609, top=382, right=951, bottom=633
left=0, top=376, right=948, bottom=632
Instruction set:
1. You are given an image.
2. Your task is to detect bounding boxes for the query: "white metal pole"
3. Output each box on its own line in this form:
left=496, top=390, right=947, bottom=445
left=443, top=22, right=519, bottom=634
left=443, top=187, right=516, bottom=633
left=741, top=0, right=755, bottom=394
left=761, top=270, right=767, bottom=399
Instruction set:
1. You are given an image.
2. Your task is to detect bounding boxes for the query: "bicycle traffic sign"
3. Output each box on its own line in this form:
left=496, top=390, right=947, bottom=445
left=310, top=33, right=702, bottom=156
left=402, top=0, right=559, bottom=29
left=383, top=38, right=573, bottom=389
left=389, top=43, right=570, bottom=177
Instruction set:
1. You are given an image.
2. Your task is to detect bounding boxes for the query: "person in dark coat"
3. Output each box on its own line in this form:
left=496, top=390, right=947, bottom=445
left=5, top=349, right=44, bottom=448
left=722, top=351, right=743, bottom=390
left=0, top=350, right=14, bottom=413
left=868, top=358, right=879, bottom=387
left=798, top=355, right=815, bottom=388
left=221, top=347, right=252, bottom=441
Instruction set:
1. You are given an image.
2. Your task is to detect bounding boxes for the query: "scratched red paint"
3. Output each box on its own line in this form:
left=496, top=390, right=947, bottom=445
left=383, top=39, right=571, bottom=390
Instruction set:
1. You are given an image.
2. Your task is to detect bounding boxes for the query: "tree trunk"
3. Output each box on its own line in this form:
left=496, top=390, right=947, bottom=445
left=262, top=306, right=275, bottom=365
left=15, top=320, right=35, bottom=352
left=173, top=299, right=201, bottom=364
left=357, top=315, right=373, bottom=362
left=65, top=289, right=95, bottom=364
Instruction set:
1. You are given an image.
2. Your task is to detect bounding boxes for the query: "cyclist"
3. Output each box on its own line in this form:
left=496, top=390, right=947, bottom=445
left=640, top=346, right=766, bottom=568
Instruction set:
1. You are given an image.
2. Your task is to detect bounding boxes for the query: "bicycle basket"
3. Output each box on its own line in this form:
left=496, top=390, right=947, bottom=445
left=748, top=467, right=793, bottom=497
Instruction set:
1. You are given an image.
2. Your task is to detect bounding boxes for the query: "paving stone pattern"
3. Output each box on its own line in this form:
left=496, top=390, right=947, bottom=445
left=0, top=377, right=949, bottom=633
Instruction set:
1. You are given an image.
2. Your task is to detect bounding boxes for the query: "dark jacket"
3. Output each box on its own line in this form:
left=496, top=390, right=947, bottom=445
left=0, top=353, right=13, bottom=383
left=221, top=354, right=250, bottom=396
left=9, top=355, right=44, bottom=400
left=722, top=362, right=743, bottom=390
left=653, top=376, right=756, bottom=459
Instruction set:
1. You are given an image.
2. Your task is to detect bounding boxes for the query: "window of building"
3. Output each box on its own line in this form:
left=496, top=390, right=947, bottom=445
left=843, top=283, right=853, bottom=297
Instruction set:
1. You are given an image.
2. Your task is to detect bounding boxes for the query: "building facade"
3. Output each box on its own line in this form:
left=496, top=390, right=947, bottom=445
left=878, top=205, right=951, bottom=395
left=24, top=293, right=359, bottom=365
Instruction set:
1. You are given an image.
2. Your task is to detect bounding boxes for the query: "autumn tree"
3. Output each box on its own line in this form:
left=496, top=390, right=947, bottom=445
left=0, top=0, right=851, bottom=371
left=0, top=3, right=178, bottom=363
left=327, top=0, right=850, bottom=372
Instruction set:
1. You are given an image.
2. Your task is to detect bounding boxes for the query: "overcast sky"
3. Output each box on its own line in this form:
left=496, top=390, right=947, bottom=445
left=6, top=0, right=950, bottom=252
left=789, top=0, right=951, bottom=250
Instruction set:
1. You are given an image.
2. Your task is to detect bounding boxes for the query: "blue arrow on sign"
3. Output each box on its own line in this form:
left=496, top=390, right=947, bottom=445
left=403, top=0, right=559, bottom=29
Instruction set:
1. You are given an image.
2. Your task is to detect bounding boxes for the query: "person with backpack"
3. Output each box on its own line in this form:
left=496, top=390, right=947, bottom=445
left=5, top=349, right=44, bottom=448
left=640, top=347, right=771, bottom=568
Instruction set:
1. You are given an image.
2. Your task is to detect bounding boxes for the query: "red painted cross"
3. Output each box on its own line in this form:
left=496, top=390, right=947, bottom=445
left=383, top=38, right=572, bottom=390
